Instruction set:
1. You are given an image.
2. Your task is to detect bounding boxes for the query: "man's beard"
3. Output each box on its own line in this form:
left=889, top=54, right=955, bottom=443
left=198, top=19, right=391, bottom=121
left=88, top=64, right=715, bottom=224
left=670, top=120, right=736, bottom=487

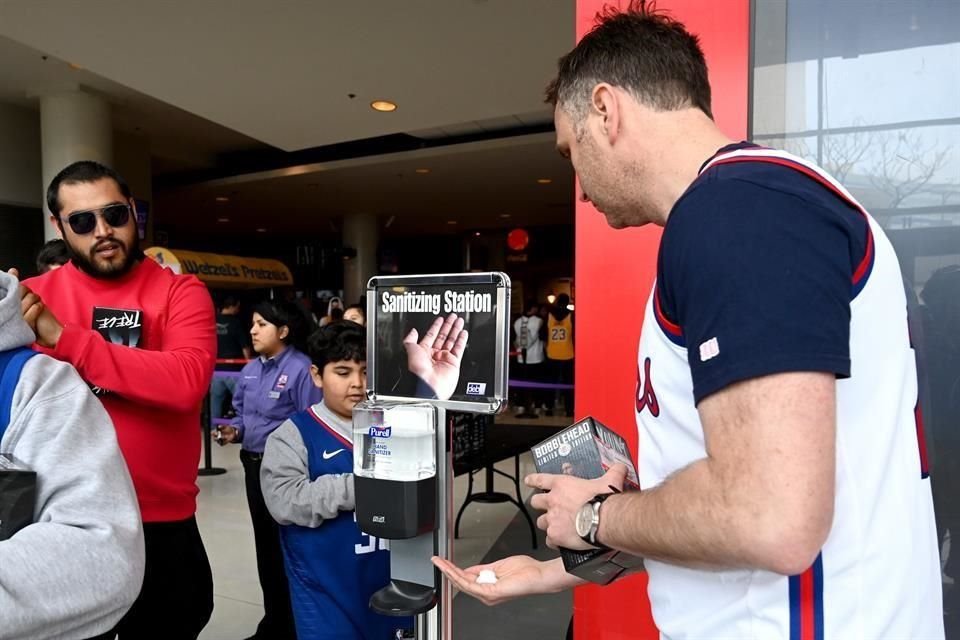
left=64, top=234, right=142, bottom=279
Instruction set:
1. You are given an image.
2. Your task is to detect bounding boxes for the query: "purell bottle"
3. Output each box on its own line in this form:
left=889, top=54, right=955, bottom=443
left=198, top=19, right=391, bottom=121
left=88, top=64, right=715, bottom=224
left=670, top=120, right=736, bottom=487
left=353, top=401, right=438, bottom=539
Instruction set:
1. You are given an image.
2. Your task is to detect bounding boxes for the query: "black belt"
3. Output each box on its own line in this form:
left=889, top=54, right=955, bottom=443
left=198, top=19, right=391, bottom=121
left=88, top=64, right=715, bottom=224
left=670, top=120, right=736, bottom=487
left=240, top=450, right=263, bottom=463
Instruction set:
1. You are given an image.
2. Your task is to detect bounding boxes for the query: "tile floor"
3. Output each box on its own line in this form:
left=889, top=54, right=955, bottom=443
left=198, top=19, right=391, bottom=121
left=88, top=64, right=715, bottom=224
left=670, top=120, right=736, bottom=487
left=195, top=439, right=545, bottom=640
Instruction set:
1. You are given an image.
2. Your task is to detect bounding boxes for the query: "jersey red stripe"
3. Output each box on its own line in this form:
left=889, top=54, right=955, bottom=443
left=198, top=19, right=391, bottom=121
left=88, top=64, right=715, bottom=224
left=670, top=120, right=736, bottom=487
left=654, top=289, right=682, bottom=336
left=800, top=566, right=815, bottom=640
left=852, top=223, right=874, bottom=285
left=915, top=403, right=930, bottom=478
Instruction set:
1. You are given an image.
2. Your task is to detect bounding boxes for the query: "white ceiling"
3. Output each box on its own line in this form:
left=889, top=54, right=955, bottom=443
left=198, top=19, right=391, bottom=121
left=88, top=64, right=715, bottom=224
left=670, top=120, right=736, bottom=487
left=0, top=34, right=264, bottom=171
left=0, top=0, right=576, bottom=236
left=0, top=0, right=573, bottom=151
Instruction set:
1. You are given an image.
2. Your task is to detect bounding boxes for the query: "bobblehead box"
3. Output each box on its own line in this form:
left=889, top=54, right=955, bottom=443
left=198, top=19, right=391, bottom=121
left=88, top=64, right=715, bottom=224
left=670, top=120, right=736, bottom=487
left=530, top=416, right=645, bottom=585
left=0, top=453, right=35, bottom=540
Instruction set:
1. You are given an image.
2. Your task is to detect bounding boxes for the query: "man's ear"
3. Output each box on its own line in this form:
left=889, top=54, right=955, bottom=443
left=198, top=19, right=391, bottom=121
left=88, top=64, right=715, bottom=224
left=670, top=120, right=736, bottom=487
left=49, top=215, right=64, bottom=239
left=591, top=83, right=622, bottom=147
left=310, top=364, right=324, bottom=389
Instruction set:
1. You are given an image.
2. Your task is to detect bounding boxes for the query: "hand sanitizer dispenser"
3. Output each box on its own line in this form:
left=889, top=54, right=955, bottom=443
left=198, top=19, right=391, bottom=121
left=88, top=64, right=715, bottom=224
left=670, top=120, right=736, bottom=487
left=354, top=401, right=437, bottom=537
left=354, top=400, right=440, bottom=616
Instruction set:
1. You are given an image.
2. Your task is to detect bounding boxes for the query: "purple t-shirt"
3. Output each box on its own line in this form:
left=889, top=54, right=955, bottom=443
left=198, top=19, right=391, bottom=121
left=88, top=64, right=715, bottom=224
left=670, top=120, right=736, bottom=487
left=232, top=347, right=320, bottom=453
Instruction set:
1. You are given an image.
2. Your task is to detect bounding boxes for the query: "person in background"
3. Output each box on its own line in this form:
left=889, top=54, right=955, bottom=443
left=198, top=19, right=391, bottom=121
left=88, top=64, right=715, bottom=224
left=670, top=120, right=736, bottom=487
left=343, top=303, right=365, bottom=326
left=319, top=296, right=343, bottom=327
left=513, top=301, right=545, bottom=417
left=35, top=238, right=69, bottom=274
left=215, top=300, right=320, bottom=640
left=920, top=265, right=960, bottom=622
left=210, top=296, right=252, bottom=420
left=260, top=321, right=411, bottom=640
left=20, top=160, right=217, bottom=639
left=298, top=294, right=320, bottom=330
left=0, top=270, right=144, bottom=640
left=546, top=293, right=574, bottom=416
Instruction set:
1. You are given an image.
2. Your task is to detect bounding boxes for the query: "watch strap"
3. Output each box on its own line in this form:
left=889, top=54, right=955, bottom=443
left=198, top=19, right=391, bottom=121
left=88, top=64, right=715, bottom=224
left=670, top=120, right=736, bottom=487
left=581, top=491, right=615, bottom=549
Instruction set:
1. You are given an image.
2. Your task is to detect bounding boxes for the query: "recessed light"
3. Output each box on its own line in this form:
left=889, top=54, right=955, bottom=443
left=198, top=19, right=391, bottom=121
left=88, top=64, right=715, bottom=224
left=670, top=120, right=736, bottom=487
left=216, top=196, right=229, bottom=203
left=537, top=178, right=553, bottom=184
left=256, top=228, right=267, bottom=233
left=415, top=168, right=430, bottom=174
left=370, top=100, right=397, bottom=112
left=499, top=213, right=511, bottom=219
left=447, top=220, right=457, bottom=225
left=217, top=217, right=230, bottom=223
left=474, top=232, right=481, bottom=237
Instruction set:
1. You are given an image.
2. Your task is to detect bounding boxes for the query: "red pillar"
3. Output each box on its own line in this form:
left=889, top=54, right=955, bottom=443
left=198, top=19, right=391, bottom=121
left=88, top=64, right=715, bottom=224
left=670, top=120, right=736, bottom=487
left=572, top=1, right=750, bottom=637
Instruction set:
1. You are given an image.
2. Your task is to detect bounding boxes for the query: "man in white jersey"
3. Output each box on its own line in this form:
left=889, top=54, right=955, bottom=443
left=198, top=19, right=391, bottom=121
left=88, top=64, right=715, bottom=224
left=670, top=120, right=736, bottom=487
left=433, top=2, right=943, bottom=638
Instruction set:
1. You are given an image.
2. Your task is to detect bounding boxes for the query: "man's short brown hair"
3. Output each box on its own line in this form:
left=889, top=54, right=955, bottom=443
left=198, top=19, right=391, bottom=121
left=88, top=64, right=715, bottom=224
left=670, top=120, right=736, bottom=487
left=546, top=1, right=712, bottom=122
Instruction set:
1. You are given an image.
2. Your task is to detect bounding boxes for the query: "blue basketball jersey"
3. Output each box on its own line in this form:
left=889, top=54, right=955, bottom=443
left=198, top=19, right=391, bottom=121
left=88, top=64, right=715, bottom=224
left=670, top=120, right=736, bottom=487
left=281, top=406, right=410, bottom=640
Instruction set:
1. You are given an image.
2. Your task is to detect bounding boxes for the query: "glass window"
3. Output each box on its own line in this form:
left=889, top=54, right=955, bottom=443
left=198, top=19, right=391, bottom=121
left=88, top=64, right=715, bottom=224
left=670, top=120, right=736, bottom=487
left=752, top=0, right=960, bottom=635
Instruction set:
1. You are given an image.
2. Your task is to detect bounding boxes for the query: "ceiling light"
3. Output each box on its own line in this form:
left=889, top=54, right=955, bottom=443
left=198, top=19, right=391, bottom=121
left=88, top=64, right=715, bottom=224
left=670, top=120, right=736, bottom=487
left=215, top=196, right=229, bottom=203
left=547, top=294, right=557, bottom=304
left=68, top=62, right=83, bottom=71
left=447, top=220, right=457, bottom=225
left=415, top=168, right=430, bottom=174
left=537, top=178, right=553, bottom=184
left=499, top=213, right=511, bottom=219
left=370, top=100, right=397, bottom=112
left=256, top=228, right=267, bottom=233
left=217, top=217, right=230, bottom=223
left=474, top=232, right=481, bottom=237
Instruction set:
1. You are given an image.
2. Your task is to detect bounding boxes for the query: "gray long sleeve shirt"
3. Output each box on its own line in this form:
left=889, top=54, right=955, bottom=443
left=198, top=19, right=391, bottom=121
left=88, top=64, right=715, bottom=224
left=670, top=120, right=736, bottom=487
left=260, top=401, right=355, bottom=527
left=0, top=271, right=145, bottom=640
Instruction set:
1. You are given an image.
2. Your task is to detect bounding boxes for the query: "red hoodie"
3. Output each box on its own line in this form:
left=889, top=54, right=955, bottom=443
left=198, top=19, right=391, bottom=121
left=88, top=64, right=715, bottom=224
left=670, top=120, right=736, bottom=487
left=25, top=258, right=216, bottom=522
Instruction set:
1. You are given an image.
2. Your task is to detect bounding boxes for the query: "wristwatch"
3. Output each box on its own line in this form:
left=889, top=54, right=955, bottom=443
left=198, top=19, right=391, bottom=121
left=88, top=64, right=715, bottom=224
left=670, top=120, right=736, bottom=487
left=575, top=493, right=614, bottom=549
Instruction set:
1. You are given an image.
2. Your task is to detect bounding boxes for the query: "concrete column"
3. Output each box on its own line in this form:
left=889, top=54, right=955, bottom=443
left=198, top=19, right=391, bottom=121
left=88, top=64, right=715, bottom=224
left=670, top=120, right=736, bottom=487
left=115, top=130, right=153, bottom=244
left=342, top=213, right=378, bottom=305
left=40, top=90, right=113, bottom=240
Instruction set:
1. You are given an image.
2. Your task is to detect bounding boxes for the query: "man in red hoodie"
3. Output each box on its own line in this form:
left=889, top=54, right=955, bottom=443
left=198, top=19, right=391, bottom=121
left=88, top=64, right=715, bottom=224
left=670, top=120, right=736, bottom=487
left=19, top=161, right=217, bottom=639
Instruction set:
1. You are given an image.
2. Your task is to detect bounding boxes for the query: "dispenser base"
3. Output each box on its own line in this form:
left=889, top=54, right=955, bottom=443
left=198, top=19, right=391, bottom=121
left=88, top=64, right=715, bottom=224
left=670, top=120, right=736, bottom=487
left=370, top=579, right=438, bottom=616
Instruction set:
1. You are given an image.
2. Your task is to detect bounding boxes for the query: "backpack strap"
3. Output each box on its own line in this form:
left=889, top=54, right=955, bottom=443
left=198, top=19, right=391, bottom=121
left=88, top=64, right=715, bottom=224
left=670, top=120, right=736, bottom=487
left=0, top=347, right=39, bottom=443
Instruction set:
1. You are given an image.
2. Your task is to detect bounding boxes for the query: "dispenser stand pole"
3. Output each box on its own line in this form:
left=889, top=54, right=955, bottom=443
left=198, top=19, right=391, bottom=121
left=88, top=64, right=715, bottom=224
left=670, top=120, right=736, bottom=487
left=417, top=406, right=451, bottom=640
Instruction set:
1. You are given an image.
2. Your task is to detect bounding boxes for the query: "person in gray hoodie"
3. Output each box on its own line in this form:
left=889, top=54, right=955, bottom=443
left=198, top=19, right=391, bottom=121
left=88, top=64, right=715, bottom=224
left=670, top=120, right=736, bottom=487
left=0, top=270, right=145, bottom=640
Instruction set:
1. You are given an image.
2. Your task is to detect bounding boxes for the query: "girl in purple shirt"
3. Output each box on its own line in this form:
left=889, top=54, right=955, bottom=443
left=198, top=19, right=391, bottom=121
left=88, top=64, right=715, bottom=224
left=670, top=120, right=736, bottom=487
left=216, top=300, right=320, bottom=640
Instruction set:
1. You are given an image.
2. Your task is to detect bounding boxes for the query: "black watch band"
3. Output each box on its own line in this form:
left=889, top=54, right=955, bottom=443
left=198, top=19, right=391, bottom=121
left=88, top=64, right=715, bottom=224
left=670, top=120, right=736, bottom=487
left=582, top=491, right=616, bottom=549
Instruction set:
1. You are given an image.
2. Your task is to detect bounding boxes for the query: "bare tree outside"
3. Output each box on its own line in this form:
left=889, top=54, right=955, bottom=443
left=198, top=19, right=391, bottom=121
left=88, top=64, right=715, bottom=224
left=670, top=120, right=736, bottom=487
left=868, top=130, right=952, bottom=210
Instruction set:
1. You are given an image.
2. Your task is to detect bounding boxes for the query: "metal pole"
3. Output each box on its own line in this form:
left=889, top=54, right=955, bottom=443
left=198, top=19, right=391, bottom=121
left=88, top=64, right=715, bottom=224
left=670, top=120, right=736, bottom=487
left=439, top=406, right=452, bottom=639
left=417, top=406, right=452, bottom=640
left=198, top=391, right=227, bottom=476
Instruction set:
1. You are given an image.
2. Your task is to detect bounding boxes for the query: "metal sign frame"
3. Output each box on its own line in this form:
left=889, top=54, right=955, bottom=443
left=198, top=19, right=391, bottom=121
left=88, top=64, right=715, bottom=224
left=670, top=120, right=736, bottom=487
left=366, top=272, right=511, bottom=414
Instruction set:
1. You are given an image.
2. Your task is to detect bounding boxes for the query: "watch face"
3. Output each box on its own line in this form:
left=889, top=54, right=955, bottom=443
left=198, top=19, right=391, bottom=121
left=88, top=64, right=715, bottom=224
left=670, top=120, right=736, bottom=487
left=575, top=503, right=594, bottom=538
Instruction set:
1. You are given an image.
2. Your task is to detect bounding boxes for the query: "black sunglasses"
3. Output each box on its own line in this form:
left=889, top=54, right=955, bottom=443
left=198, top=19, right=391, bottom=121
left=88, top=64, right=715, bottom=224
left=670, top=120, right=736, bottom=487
left=61, top=203, right=132, bottom=235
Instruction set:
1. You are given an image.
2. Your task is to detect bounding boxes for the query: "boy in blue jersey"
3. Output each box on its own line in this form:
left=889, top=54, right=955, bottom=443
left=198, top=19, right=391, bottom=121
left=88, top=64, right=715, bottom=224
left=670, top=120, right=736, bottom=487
left=261, top=321, right=411, bottom=640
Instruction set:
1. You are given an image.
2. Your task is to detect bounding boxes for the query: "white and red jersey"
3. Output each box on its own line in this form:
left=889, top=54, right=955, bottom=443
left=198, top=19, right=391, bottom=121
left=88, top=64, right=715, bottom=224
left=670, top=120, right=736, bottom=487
left=635, top=146, right=943, bottom=639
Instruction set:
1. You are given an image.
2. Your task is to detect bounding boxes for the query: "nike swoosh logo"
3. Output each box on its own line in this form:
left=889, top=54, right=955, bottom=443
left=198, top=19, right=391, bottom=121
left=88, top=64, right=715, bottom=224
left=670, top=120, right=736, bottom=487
left=322, top=449, right=345, bottom=460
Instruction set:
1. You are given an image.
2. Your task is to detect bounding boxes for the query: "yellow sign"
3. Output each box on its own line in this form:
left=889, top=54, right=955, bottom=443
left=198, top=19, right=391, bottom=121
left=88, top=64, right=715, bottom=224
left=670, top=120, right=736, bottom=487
left=144, top=247, right=293, bottom=288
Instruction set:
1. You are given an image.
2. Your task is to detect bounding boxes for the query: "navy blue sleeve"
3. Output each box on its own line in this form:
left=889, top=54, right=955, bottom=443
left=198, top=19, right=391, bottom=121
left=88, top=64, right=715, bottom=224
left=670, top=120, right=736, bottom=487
left=659, top=177, right=862, bottom=404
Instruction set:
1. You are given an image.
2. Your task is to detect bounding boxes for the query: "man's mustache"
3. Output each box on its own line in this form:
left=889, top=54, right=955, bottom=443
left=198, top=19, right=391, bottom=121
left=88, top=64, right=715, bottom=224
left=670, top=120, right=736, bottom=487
left=91, top=239, right=124, bottom=253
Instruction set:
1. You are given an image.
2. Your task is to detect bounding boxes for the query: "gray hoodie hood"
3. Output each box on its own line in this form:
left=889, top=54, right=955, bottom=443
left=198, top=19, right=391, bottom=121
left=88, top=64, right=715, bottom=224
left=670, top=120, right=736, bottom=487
left=0, top=271, right=37, bottom=351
